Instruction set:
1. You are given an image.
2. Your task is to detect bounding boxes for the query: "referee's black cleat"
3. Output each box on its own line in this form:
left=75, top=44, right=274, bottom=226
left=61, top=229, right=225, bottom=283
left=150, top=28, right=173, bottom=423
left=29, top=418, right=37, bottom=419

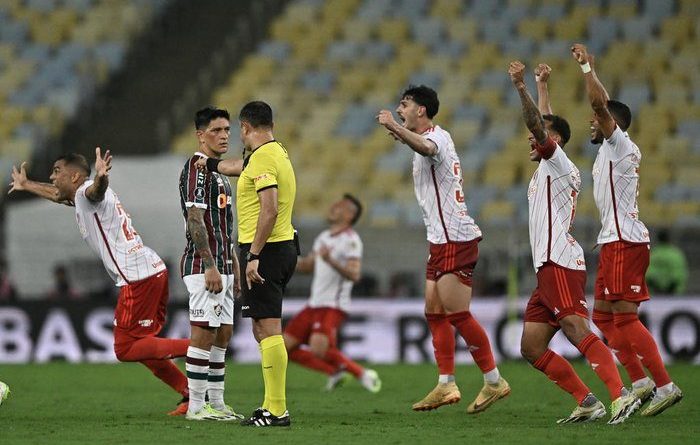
left=240, top=407, right=291, bottom=427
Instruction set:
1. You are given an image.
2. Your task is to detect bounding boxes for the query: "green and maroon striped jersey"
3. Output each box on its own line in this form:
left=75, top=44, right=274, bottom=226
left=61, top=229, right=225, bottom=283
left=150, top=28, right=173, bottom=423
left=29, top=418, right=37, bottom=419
left=179, top=153, right=234, bottom=277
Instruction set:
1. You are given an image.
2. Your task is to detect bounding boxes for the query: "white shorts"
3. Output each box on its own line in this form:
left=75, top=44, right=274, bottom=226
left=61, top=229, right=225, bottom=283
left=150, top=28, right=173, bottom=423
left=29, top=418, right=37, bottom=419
left=184, top=274, right=235, bottom=327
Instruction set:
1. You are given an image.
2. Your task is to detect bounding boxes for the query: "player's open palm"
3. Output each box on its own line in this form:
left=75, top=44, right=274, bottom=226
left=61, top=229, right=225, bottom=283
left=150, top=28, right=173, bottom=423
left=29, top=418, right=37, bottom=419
left=8, top=162, right=28, bottom=195
left=94, top=147, right=112, bottom=178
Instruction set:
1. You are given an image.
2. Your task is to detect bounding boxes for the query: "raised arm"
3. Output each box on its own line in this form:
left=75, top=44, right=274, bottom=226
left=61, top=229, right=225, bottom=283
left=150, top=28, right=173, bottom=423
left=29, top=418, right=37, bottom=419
left=8, top=162, right=73, bottom=205
left=195, top=157, right=244, bottom=177
left=186, top=207, right=223, bottom=293
left=84, top=147, right=111, bottom=202
left=509, top=61, right=548, bottom=144
left=318, top=245, right=361, bottom=283
left=572, top=43, right=616, bottom=139
left=534, top=63, right=553, bottom=115
left=376, top=110, right=438, bottom=157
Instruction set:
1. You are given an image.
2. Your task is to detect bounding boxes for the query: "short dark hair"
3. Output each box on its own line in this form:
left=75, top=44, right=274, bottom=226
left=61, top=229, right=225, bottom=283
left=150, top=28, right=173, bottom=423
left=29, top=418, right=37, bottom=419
left=607, top=100, right=632, bottom=131
left=55, top=153, right=90, bottom=177
left=543, top=114, right=571, bottom=146
left=343, top=193, right=363, bottom=225
left=401, top=85, right=439, bottom=119
left=239, top=101, right=273, bottom=128
left=194, top=106, right=230, bottom=130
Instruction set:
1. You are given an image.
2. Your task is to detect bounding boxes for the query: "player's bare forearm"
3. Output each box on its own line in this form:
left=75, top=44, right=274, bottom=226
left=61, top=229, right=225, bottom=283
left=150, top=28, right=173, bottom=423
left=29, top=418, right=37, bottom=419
left=23, top=181, right=73, bottom=205
left=536, top=82, right=553, bottom=115
left=327, top=257, right=361, bottom=283
left=386, top=123, right=437, bottom=157
left=584, top=71, right=616, bottom=138
left=295, top=254, right=315, bottom=273
left=250, top=188, right=278, bottom=254
left=85, top=173, right=109, bottom=202
left=516, top=83, right=547, bottom=143
left=187, top=207, right=216, bottom=269
left=219, top=159, right=243, bottom=177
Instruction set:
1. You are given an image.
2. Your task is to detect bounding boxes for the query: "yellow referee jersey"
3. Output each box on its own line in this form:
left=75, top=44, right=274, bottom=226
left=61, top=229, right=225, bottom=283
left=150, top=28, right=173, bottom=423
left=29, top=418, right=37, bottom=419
left=237, top=140, right=296, bottom=244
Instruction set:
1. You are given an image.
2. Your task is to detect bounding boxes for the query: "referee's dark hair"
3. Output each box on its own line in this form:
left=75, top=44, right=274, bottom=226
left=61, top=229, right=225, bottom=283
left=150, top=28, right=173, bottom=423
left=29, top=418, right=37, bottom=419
left=55, top=153, right=90, bottom=177
left=194, top=106, right=230, bottom=130
left=239, top=101, right=273, bottom=128
left=344, top=193, right=363, bottom=225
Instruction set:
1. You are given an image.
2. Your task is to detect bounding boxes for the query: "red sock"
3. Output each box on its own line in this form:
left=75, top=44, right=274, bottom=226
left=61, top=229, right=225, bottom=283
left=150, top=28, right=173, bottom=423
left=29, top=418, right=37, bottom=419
left=592, top=309, right=647, bottom=382
left=289, top=348, right=336, bottom=375
left=614, top=312, right=671, bottom=387
left=533, top=349, right=590, bottom=404
left=446, top=311, right=496, bottom=373
left=115, top=337, right=189, bottom=361
left=324, top=348, right=364, bottom=379
left=576, top=333, right=623, bottom=400
left=141, top=359, right=188, bottom=396
left=426, top=313, right=455, bottom=375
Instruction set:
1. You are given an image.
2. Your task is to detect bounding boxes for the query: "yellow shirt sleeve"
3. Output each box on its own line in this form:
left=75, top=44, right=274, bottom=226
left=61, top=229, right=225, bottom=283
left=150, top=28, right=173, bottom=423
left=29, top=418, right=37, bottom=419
left=247, top=147, right=278, bottom=191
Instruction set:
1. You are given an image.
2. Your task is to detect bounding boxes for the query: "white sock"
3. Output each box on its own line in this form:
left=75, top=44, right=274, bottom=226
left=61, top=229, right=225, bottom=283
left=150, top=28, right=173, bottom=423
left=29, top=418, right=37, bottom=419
left=208, top=345, right=227, bottom=410
left=484, top=368, right=500, bottom=385
left=632, top=376, right=652, bottom=389
left=186, top=346, right=210, bottom=413
left=438, top=374, right=455, bottom=384
left=656, top=382, right=674, bottom=397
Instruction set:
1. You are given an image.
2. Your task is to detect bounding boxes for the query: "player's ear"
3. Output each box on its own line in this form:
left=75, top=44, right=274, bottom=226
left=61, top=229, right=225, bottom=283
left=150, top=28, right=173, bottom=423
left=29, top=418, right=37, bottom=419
left=195, top=128, right=204, bottom=143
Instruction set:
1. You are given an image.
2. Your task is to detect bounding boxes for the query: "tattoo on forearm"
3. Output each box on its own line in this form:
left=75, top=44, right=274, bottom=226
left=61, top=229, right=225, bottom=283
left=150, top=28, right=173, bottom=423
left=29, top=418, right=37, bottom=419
left=518, top=86, right=546, bottom=140
left=187, top=212, right=215, bottom=268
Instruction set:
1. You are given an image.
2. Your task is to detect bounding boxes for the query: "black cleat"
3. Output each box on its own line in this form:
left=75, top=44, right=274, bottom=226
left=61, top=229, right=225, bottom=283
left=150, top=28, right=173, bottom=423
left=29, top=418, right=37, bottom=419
left=240, top=408, right=291, bottom=427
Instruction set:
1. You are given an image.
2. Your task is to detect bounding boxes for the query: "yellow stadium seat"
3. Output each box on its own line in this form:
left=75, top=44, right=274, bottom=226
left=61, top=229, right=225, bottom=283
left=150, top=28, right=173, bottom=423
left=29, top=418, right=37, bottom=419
left=446, top=17, right=477, bottom=44
left=377, top=18, right=410, bottom=46
left=666, top=202, right=700, bottom=223
left=431, top=0, right=464, bottom=21
left=518, top=17, right=549, bottom=41
left=480, top=200, right=516, bottom=223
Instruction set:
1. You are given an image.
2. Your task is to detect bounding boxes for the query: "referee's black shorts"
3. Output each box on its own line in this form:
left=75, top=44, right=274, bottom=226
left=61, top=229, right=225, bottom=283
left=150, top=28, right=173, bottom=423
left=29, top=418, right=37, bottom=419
left=239, top=240, right=297, bottom=319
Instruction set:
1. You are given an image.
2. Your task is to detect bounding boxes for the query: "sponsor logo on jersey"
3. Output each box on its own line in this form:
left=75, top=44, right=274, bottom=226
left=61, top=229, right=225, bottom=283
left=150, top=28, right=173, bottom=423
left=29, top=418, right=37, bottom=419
left=217, top=193, right=231, bottom=209
left=138, top=319, right=153, bottom=327
left=631, top=285, right=641, bottom=293
left=579, top=300, right=588, bottom=309
left=190, top=309, right=205, bottom=317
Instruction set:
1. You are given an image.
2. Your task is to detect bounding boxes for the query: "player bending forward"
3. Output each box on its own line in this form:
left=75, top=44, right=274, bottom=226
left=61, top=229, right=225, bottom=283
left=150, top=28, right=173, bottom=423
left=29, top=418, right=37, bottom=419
left=377, top=85, right=509, bottom=413
left=9, top=149, right=190, bottom=415
left=510, top=61, right=639, bottom=424
left=284, top=194, right=381, bottom=393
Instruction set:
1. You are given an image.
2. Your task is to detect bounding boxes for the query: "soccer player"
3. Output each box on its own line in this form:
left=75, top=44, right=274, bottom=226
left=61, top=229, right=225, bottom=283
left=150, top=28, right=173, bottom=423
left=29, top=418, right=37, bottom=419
left=572, top=43, right=683, bottom=416
left=510, top=60, right=640, bottom=424
left=179, top=107, right=242, bottom=421
left=207, top=101, right=297, bottom=427
left=283, top=194, right=381, bottom=393
left=9, top=149, right=190, bottom=415
left=376, top=85, right=509, bottom=413
left=0, top=381, right=9, bottom=407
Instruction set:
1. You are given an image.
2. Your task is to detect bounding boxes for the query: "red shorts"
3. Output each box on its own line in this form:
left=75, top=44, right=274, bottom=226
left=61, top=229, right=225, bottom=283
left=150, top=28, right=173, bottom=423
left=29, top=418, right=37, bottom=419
left=426, top=239, right=480, bottom=286
left=524, top=262, right=589, bottom=328
left=113, top=270, right=169, bottom=346
left=284, top=307, right=347, bottom=347
left=594, top=241, right=650, bottom=303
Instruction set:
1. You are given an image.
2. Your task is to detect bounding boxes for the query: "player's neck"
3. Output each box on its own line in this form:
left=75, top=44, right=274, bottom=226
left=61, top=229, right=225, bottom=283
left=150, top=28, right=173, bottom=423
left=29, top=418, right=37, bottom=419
left=198, top=145, right=221, bottom=159
left=329, top=222, right=351, bottom=236
left=415, top=121, right=434, bottom=135
left=249, top=131, right=275, bottom=152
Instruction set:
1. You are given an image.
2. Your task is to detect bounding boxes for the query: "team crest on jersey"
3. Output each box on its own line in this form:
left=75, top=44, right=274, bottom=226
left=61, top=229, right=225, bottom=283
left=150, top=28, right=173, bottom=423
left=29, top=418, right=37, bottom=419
left=194, top=187, right=205, bottom=199
left=213, top=304, right=223, bottom=317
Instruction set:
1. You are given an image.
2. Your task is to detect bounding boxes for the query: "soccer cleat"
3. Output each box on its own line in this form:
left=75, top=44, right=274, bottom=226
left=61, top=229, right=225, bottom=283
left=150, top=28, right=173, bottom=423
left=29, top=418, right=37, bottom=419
left=325, top=370, right=352, bottom=391
left=0, top=381, right=10, bottom=407
left=467, top=377, right=511, bottom=414
left=608, top=390, right=641, bottom=425
left=557, top=400, right=606, bottom=424
left=360, top=369, right=382, bottom=393
left=167, top=397, right=188, bottom=416
left=641, top=384, right=683, bottom=417
left=185, top=403, right=238, bottom=421
left=412, top=382, right=461, bottom=411
left=631, top=380, right=656, bottom=406
left=240, top=408, right=291, bottom=427
left=217, top=404, right=245, bottom=420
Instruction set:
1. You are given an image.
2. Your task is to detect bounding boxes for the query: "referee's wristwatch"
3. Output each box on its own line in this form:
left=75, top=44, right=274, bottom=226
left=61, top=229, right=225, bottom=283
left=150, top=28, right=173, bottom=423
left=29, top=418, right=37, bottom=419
left=246, top=251, right=260, bottom=262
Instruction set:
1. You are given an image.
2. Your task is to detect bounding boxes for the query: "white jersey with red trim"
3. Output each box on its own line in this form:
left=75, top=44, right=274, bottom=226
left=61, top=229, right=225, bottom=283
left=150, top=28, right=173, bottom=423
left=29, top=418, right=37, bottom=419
left=527, top=142, right=586, bottom=272
left=592, top=127, right=650, bottom=245
left=308, top=228, right=362, bottom=311
left=74, top=180, right=166, bottom=287
left=412, top=125, right=482, bottom=244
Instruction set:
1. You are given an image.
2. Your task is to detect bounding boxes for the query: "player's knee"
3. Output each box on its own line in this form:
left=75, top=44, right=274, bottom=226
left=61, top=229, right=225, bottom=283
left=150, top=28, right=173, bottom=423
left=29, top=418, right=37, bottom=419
left=520, top=340, right=545, bottom=364
left=559, top=317, right=590, bottom=344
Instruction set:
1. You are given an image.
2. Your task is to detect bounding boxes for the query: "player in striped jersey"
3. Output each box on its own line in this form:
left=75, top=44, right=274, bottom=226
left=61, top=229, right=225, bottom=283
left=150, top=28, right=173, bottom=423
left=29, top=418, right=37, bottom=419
left=178, top=107, right=242, bottom=421
left=377, top=85, right=509, bottom=414
left=9, top=149, right=190, bottom=415
left=510, top=61, right=639, bottom=424
left=573, top=44, right=683, bottom=416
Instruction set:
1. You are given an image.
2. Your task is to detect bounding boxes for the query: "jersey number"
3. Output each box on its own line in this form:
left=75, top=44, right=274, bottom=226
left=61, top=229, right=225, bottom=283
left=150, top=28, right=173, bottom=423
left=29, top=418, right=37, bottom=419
left=116, top=203, right=137, bottom=241
left=453, top=162, right=465, bottom=203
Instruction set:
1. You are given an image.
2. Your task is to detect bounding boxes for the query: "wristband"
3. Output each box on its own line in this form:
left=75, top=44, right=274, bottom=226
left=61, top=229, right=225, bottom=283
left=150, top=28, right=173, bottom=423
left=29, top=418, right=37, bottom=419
left=580, top=62, right=591, bottom=74
left=246, top=251, right=260, bottom=262
left=206, top=157, right=222, bottom=173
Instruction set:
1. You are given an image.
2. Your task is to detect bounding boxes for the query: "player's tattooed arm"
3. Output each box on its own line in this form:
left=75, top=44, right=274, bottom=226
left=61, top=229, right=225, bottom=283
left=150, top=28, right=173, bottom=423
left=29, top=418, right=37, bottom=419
left=8, top=162, right=74, bottom=206
left=187, top=207, right=216, bottom=269
left=534, top=63, right=553, bottom=115
left=509, top=61, right=547, bottom=143
left=85, top=147, right=112, bottom=203
left=572, top=43, right=616, bottom=139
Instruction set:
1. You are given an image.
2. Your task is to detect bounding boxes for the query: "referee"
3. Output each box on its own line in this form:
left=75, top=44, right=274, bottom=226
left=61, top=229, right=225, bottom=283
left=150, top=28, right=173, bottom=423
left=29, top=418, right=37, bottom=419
left=235, top=101, right=297, bottom=427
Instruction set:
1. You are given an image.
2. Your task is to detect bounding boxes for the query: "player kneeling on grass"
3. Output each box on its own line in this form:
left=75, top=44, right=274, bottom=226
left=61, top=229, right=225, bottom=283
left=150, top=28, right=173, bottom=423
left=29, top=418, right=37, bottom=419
left=283, top=195, right=381, bottom=393
left=9, top=150, right=191, bottom=416
left=509, top=60, right=640, bottom=424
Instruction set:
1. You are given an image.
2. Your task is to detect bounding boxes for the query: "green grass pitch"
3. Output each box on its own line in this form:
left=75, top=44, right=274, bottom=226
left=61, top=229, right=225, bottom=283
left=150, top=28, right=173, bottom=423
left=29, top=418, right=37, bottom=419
left=1, top=361, right=697, bottom=444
